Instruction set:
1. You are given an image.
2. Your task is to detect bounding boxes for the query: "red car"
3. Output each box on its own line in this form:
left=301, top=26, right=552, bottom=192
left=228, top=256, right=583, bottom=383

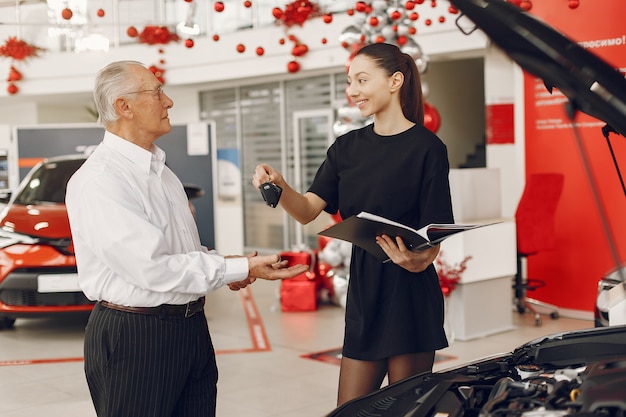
left=0, top=154, right=205, bottom=329
left=0, top=155, right=91, bottom=329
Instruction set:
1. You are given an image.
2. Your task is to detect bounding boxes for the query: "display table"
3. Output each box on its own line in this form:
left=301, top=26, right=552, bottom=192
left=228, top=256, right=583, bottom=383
left=443, top=168, right=517, bottom=341
left=439, top=220, right=517, bottom=341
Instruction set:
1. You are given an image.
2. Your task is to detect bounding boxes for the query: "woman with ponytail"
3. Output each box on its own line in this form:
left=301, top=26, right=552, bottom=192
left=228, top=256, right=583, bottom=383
left=253, top=42, right=454, bottom=406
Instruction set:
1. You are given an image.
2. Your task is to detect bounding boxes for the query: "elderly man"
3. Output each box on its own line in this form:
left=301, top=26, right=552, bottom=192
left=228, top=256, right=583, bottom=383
left=66, top=60, right=307, bottom=417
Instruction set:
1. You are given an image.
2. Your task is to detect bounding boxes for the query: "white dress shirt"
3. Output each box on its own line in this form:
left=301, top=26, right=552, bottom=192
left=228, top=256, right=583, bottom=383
left=66, top=131, right=248, bottom=307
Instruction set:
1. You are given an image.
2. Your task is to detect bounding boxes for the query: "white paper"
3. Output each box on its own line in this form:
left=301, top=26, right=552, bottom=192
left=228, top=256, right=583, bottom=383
left=186, top=123, right=209, bottom=156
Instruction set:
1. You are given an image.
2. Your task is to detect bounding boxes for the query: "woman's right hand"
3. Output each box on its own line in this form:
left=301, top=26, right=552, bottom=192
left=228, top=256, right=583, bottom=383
left=253, top=164, right=284, bottom=189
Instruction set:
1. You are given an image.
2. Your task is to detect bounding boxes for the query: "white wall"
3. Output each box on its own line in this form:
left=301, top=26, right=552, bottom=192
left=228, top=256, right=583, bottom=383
left=484, top=44, right=521, bottom=218
left=0, top=7, right=512, bottom=254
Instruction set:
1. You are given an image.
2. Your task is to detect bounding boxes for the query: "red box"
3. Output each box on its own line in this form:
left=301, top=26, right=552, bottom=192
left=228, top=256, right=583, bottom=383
left=280, top=278, right=317, bottom=312
left=280, top=251, right=312, bottom=267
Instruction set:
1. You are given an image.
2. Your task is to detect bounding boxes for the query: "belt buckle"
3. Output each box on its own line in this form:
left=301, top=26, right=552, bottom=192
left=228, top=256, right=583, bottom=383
left=184, top=301, right=195, bottom=318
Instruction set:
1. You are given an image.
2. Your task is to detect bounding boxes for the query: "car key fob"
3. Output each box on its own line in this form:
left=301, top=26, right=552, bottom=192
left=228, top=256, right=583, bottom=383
left=260, top=182, right=282, bottom=208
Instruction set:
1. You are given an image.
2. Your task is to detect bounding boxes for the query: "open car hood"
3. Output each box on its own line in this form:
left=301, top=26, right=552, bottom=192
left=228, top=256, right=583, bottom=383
left=449, top=0, right=626, bottom=138
left=326, top=325, right=626, bottom=417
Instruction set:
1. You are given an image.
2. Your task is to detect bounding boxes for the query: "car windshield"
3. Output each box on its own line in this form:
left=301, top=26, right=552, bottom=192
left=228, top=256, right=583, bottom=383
left=13, top=158, right=85, bottom=205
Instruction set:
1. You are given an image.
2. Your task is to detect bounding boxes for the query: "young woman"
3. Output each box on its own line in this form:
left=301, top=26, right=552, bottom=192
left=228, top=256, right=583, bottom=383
left=253, top=42, right=454, bottom=406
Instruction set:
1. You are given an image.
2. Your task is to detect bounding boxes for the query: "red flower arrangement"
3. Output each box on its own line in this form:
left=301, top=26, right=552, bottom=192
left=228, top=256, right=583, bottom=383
left=435, top=253, right=472, bottom=297
left=134, top=25, right=180, bottom=45
left=0, top=37, right=45, bottom=61
left=139, top=26, right=179, bottom=45
left=272, top=0, right=322, bottom=28
left=0, top=37, right=45, bottom=95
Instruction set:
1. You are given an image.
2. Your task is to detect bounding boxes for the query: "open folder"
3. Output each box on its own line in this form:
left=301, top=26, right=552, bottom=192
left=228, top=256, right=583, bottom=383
left=319, top=211, right=499, bottom=262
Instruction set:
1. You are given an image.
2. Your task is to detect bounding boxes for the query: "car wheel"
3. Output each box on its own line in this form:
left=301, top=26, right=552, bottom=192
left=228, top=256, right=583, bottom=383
left=0, top=317, right=16, bottom=330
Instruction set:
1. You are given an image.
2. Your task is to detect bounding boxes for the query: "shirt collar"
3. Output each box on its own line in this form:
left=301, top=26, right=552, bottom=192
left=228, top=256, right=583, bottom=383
left=102, top=131, right=166, bottom=175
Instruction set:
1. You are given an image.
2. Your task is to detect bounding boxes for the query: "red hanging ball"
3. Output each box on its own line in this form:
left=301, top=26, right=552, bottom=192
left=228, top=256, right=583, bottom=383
left=321, top=37, right=327, bottom=44
left=185, top=39, right=194, bottom=48
left=96, top=8, right=105, bottom=17
left=346, top=9, right=354, bottom=16
left=7, top=83, right=18, bottom=95
left=212, top=34, right=220, bottom=42
left=287, top=61, right=300, bottom=73
left=244, top=0, right=252, bottom=8
left=127, top=26, right=139, bottom=37
left=256, top=46, right=265, bottom=56
left=214, top=2, right=225, bottom=12
left=323, top=13, right=333, bottom=24
left=568, top=0, right=579, bottom=8
left=62, top=8, right=73, bottom=20
left=272, top=7, right=283, bottom=19
left=405, top=1, right=416, bottom=10
left=236, top=43, right=245, bottom=53
left=355, top=1, right=368, bottom=12
left=8, top=66, right=22, bottom=82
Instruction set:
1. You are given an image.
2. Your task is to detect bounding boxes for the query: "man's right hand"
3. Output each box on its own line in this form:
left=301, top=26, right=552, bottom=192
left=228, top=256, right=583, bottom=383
left=247, top=254, right=309, bottom=281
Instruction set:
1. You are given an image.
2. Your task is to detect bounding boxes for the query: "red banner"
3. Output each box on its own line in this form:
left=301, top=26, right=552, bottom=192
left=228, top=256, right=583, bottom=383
left=523, top=1, right=626, bottom=312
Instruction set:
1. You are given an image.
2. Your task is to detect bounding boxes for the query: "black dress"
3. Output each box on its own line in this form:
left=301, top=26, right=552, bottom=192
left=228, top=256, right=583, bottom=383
left=308, top=123, right=454, bottom=360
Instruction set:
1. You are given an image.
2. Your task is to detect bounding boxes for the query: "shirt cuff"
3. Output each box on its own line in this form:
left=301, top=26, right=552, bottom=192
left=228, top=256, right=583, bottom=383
left=222, top=257, right=249, bottom=284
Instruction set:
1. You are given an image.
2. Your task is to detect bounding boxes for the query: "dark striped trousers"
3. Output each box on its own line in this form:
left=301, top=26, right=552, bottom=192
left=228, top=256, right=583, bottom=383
left=84, top=302, right=218, bottom=417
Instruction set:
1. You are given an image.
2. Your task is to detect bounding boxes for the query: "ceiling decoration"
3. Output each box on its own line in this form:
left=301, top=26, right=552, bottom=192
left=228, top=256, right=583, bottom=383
left=0, top=0, right=582, bottom=95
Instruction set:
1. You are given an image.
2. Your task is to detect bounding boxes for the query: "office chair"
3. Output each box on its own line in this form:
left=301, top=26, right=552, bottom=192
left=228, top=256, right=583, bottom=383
left=514, top=172, right=564, bottom=326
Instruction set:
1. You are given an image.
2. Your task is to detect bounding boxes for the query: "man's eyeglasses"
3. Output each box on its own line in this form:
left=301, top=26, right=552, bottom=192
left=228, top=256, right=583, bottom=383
left=123, top=86, right=165, bottom=100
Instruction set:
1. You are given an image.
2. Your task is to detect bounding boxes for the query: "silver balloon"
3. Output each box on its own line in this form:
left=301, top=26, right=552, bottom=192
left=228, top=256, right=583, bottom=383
left=396, top=23, right=409, bottom=36
left=421, top=81, right=429, bottom=97
left=333, top=120, right=362, bottom=137
left=352, top=13, right=366, bottom=27
left=400, top=36, right=423, bottom=60
left=416, top=53, right=429, bottom=74
left=380, top=25, right=394, bottom=40
left=339, top=25, right=363, bottom=50
left=337, top=105, right=365, bottom=122
left=371, top=0, right=388, bottom=13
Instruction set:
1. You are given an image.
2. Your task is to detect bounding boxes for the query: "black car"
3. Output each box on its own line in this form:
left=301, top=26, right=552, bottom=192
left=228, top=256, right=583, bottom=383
left=326, top=324, right=626, bottom=417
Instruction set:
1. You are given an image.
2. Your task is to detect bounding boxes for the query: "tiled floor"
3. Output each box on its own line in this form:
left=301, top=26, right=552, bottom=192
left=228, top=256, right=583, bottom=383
left=0, top=279, right=594, bottom=417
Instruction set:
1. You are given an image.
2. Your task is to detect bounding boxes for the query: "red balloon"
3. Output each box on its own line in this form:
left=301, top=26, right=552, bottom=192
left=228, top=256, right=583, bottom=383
left=424, top=102, right=441, bottom=133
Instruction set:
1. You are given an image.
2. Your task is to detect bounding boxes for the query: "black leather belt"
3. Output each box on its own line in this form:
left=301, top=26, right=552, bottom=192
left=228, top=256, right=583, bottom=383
left=100, top=297, right=205, bottom=318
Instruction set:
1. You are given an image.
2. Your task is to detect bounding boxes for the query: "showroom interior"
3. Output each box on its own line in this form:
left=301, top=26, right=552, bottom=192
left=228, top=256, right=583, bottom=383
left=0, top=0, right=625, bottom=416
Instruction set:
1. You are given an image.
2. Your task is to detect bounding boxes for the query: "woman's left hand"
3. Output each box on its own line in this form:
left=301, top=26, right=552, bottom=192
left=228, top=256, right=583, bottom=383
left=376, top=234, right=440, bottom=272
